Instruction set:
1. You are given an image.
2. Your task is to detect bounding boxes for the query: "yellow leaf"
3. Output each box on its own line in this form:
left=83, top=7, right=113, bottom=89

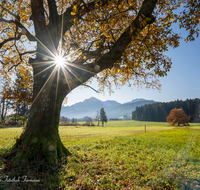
left=74, top=18, right=78, bottom=23
left=71, top=12, right=76, bottom=15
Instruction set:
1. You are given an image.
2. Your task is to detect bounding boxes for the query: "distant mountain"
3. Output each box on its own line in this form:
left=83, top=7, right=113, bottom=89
left=130, top=98, right=148, bottom=103
left=110, top=99, right=157, bottom=119
left=60, top=97, right=156, bottom=119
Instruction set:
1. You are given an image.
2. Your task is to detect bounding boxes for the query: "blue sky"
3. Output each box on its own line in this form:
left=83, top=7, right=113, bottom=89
left=66, top=31, right=200, bottom=106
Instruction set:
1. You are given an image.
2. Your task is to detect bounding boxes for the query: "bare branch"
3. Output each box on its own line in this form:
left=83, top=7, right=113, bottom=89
left=8, top=62, right=21, bottom=71
left=20, top=50, right=36, bottom=56
left=14, top=43, right=22, bottom=62
left=81, top=84, right=99, bottom=93
left=0, top=18, right=36, bottom=41
left=0, top=18, right=15, bottom=24
left=0, top=4, right=18, bottom=19
left=0, top=35, right=21, bottom=49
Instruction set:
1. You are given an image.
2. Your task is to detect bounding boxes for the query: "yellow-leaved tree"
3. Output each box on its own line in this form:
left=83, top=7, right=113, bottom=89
left=0, top=0, right=199, bottom=166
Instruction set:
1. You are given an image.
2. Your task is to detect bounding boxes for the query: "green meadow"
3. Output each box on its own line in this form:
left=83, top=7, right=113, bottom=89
left=0, top=121, right=200, bottom=189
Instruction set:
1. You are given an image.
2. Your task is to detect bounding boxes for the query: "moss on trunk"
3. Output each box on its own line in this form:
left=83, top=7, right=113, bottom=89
left=11, top=130, right=70, bottom=165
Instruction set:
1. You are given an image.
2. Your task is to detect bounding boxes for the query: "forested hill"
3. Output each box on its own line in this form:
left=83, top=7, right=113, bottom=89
left=132, top=99, right=200, bottom=122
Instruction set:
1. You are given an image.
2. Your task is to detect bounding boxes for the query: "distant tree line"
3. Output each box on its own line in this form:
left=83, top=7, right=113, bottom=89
left=60, top=108, right=108, bottom=126
left=132, top=98, right=200, bottom=122
left=59, top=116, right=95, bottom=126
left=60, top=116, right=91, bottom=123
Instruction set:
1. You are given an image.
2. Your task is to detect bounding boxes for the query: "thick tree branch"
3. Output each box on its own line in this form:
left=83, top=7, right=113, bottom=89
left=64, top=0, right=157, bottom=85
left=47, top=0, right=58, bottom=21
left=47, top=0, right=59, bottom=30
left=66, top=0, right=158, bottom=88
left=69, top=0, right=158, bottom=83
left=31, top=0, right=47, bottom=40
left=96, top=0, right=157, bottom=71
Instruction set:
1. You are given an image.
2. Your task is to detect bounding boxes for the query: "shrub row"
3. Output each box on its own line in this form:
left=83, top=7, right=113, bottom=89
left=59, top=122, right=95, bottom=126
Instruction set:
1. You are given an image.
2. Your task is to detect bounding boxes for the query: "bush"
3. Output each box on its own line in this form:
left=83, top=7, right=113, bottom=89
left=59, top=121, right=95, bottom=127
left=59, top=122, right=80, bottom=126
left=17, top=120, right=23, bottom=126
left=8, top=119, right=17, bottom=125
left=59, top=122, right=70, bottom=126
left=4, top=119, right=17, bottom=126
left=4, top=120, right=10, bottom=125
left=82, top=122, right=95, bottom=126
left=90, top=122, right=95, bottom=126
left=4, top=114, right=28, bottom=126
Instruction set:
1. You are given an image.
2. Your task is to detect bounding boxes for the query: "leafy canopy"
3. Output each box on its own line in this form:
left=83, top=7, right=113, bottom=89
left=0, top=0, right=199, bottom=96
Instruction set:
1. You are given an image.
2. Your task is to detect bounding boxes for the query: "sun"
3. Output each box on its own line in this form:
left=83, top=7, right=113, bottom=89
left=55, top=55, right=65, bottom=67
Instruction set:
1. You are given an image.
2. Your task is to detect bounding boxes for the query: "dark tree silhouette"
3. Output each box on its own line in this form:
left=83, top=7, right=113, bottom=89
left=100, top=108, right=107, bottom=126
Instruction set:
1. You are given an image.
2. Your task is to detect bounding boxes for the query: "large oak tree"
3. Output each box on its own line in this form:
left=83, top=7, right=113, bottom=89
left=0, top=0, right=199, bottom=166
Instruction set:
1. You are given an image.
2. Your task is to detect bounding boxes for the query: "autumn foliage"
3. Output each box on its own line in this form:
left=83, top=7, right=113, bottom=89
left=0, top=0, right=199, bottom=168
left=166, top=108, right=190, bottom=126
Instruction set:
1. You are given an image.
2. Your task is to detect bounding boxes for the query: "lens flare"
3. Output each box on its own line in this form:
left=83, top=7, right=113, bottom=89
left=104, top=100, right=109, bottom=105
left=31, top=137, right=38, bottom=143
left=48, top=145, right=55, bottom=152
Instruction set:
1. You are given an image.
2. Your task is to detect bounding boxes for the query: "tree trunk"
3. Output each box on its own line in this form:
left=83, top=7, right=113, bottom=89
left=1, top=98, right=5, bottom=122
left=8, top=60, right=72, bottom=166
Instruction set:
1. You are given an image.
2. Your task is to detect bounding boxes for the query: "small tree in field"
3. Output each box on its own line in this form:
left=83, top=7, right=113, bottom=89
left=166, top=108, right=190, bottom=126
left=100, top=108, right=107, bottom=126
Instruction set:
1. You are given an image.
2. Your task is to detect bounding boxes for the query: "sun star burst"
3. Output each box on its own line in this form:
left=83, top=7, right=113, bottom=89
left=55, top=55, right=65, bottom=67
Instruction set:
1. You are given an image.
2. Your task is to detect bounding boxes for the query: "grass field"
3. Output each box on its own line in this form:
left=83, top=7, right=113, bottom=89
left=0, top=121, right=200, bottom=189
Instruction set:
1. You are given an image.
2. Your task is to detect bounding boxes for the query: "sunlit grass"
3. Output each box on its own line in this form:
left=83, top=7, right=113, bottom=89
left=1, top=121, right=200, bottom=189
left=0, top=127, right=23, bottom=149
left=62, top=126, right=200, bottom=189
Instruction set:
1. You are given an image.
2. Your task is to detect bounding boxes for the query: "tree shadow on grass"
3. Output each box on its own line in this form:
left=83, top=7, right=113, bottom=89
left=0, top=147, right=67, bottom=190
